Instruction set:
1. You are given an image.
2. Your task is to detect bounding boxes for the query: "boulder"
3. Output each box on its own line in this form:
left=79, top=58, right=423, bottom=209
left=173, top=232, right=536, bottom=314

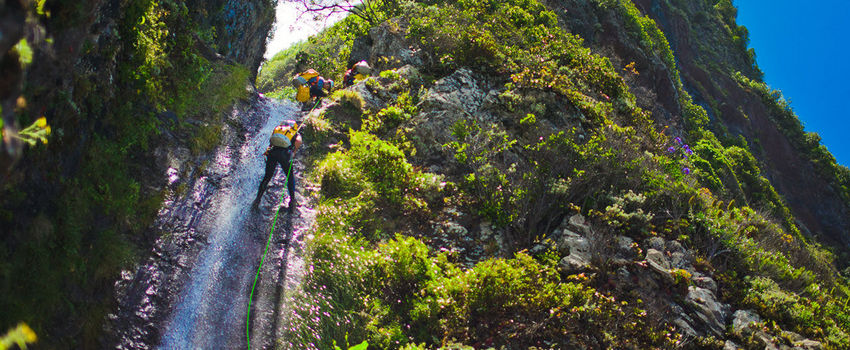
left=685, top=286, right=730, bottom=336
left=568, top=214, right=592, bottom=235
left=646, top=236, right=666, bottom=251
left=793, top=339, right=823, bottom=350
left=558, top=230, right=590, bottom=256
left=724, top=340, right=742, bottom=350
left=396, top=65, right=423, bottom=85
left=614, top=235, right=637, bottom=262
left=559, top=254, right=591, bottom=275
left=691, top=273, right=718, bottom=293
left=557, top=229, right=592, bottom=274
left=731, top=309, right=762, bottom=336
left=364, top=21, right=431, bottom=71
left=665, top=240, right=686, bottom=255
left=645, top=249, right=673, bottom=283
left=351, top=78, right=389, bottom=111
left=669, top=251, right=689, bottom=269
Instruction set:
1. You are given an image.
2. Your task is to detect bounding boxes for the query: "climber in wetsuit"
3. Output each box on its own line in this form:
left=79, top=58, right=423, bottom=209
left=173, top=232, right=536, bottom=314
left=252, top=120, right=302, bottom=212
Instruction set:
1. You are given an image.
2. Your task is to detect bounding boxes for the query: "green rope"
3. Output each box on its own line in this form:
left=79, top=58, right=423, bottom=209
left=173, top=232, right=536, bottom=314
left=246, top=99, right=319, bottom=347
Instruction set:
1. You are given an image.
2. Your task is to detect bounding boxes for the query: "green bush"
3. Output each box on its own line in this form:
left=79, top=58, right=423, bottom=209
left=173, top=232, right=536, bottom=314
left=743, top=276, right=850, bottom=347
left=287, top=228, right=679, bottom=349
left=258, top=14, right=372, bottom=92
left=332, top=89, right=366, bottom=112
left=256, top=40, right=309, bottom=92
left=348, top=131, right=413, bottom=205
left=316, top=151, right=369, bottom=199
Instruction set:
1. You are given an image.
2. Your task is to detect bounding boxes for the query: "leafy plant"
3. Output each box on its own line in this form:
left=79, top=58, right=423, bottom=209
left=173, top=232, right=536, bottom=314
left=0, top=323, right=36, bottom=350
left=9, top=117, right=51, bottom=146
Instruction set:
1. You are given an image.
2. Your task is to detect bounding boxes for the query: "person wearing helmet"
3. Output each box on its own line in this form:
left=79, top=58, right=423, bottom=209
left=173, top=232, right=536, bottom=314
left=253, top=119, right=303, bottom=212
left=343, top=60, right=371, bottom=87
left=292, top=69, right=334, bottom=110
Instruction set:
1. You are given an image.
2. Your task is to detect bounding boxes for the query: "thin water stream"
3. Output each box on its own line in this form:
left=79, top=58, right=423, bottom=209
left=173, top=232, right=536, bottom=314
left=107, top=98, right=313, bottom=349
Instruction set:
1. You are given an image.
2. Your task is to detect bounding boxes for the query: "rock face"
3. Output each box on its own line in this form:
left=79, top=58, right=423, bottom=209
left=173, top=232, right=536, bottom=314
left=636, top=0, right=850, bottom=251
left=349, top=21, right=435, bottom=71
left=409, top=68, right=498, bottom=161
left=188, top=0, right=275, bottom=78
left=0, top=0, right=274, bottom=346
left=523, top=212, right=733, bottom=338
left=557, top=224, right=593, bottom=274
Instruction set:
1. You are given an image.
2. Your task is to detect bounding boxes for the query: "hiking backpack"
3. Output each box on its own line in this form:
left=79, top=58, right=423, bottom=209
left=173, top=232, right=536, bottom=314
left=270, top=122, right=299, bottom=148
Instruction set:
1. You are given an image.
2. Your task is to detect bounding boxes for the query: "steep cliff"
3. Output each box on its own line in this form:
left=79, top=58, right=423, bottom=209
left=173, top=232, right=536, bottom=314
left=558, top=0, right=850, bottom=255
left=260, top=0, right=850, bottom=348
left=535, top=0, right=850, bottom=254
left=0, top=0, right=273, bottom=346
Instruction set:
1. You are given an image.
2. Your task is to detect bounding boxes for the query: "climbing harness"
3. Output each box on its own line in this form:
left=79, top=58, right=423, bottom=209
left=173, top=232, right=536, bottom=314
left=246, top=99, right=321, bottom=347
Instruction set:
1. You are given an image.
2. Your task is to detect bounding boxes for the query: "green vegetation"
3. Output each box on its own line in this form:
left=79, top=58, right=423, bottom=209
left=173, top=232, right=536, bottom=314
left=263, top=0, right=850, bottom=348
left=9, top=117, right=50, bottom=146
left=714, top=0, right=759, bottom=76
left=0, top=323, right=36, bottom=350
left=257, top=40, right=310, bottom=93
left=257, top=16, right=372, bottom=94
left=13, top=39, right=33, bottom=66
left=0, top=0, right=255, bottom=346
left=286, top=233, right=679, bottom=348
left=2, top=0, right=844, bottom=347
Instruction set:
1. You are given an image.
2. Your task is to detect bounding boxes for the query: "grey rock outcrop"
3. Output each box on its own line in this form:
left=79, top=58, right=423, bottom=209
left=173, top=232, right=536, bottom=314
left=731, top=309, right=762, bottom=336
left=685, top=286, right=730, bottom=336
left=558, top=229, right=592, bottom=274
left=407, top=68, right=499, bottom=161
left=730, top=310, right=822, bottom=350
left=350, top=21, right=433, bottom=71
left=645, top=248, right=674, bottom=283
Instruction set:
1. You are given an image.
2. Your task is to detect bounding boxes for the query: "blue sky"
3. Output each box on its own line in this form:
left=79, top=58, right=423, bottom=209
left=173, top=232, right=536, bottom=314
left=735, top=1, right=850, bottom=166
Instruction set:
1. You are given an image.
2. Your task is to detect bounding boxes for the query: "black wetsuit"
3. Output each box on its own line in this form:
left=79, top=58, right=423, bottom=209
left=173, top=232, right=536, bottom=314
left=255, top=146, right=295, bottom=205
left=309, top=81, right=328, bottom=99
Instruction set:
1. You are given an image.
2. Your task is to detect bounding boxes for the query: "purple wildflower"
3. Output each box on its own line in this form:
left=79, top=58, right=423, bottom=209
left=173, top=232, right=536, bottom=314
left=685, top=147, right=693, bottom=155
left=667, top=146, right=676, bottom=153
left=682, top=167, right=691, bottom=175
left=674, top=137, right=682, bottom=145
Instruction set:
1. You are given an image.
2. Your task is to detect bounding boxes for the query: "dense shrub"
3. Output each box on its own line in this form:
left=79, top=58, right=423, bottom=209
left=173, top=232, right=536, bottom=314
left=285, top=232, right=678, bottom=349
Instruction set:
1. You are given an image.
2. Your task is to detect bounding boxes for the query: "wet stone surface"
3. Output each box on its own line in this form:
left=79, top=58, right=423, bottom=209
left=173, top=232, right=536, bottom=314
left=105, top=98, right=315, bottom=349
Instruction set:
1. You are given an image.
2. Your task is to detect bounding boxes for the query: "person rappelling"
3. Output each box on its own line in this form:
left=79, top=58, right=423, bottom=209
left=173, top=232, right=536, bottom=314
left=252, top=119, right=302, bottom=212
left=292, top=69, right=334, bottom=111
